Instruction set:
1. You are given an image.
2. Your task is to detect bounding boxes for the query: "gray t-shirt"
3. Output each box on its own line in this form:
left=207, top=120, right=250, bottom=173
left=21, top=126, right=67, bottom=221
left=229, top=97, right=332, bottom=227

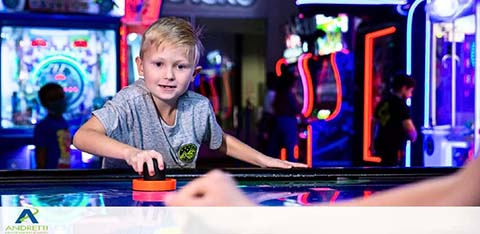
left=93, top=79, right=223, bottom=169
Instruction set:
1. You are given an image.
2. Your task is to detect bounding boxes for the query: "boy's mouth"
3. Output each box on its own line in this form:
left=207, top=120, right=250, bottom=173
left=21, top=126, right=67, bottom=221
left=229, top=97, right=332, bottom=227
left=159, top=84, right=176, bottom=89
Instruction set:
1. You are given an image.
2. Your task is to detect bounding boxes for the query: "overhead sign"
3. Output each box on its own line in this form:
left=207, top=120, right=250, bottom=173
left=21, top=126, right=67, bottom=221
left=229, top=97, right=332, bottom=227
left=167, top=0, right=256, bottom=7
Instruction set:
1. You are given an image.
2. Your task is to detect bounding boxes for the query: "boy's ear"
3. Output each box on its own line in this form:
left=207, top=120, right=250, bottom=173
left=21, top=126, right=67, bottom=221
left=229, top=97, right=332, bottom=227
left=135, top=56, right=144, bottom=76
left=192, top=66, right=202, bottom=80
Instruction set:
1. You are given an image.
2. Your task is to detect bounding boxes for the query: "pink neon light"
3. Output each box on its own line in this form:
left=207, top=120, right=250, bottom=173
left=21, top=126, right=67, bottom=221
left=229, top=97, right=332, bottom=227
left=297, top=192, right=310, bottom=205
left=325, top=52, right=343, bottom=121
left=329, top=191, right=340, bottom=205
left=298, top=53, right=314, bottom=117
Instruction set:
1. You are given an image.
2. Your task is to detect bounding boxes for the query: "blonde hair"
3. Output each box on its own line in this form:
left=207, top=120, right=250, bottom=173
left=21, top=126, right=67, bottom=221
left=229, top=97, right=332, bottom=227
left=140, top=17, right=203, bottom=65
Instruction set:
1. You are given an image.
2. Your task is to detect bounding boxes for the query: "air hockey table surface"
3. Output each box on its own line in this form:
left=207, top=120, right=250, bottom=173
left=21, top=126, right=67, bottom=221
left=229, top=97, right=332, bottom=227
left=0, top=167, right=457, bottom=207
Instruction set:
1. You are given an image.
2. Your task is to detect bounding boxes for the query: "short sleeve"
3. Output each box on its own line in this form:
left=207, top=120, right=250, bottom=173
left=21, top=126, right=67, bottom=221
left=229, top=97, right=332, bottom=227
left=92, top=94, right=129, bottom=138
left=202, top=102, right=223, bottom=150
left=398, top=101, right=411, bottom=121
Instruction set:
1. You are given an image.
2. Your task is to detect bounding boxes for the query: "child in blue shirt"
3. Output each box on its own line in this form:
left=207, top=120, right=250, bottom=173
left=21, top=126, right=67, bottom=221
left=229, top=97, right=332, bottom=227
left=34, top=83, right=71, bottom=169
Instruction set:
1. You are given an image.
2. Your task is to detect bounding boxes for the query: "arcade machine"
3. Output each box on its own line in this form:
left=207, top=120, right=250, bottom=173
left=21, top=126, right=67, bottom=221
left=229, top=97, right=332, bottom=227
left=120, top=0, right=163, bottom=87
left=0, top=1, right=123, bottom=168
left=276, top=13, right=354, bottom=167
left=295, top=0, right=410, bottom=167
left=422, top=0, right=478, bottom=167
left=193, top=50, right=234, bottom=129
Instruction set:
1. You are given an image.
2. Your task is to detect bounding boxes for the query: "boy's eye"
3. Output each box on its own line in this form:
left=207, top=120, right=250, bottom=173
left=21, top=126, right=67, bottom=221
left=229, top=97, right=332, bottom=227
left=154, top=62, right=162, bottom=67
left=177, top=64, right=189, bottom=69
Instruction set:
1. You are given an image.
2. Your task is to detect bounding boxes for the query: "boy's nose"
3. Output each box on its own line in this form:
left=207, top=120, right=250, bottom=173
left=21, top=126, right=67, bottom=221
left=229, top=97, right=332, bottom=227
left=164, top=68, right=175, bottom=80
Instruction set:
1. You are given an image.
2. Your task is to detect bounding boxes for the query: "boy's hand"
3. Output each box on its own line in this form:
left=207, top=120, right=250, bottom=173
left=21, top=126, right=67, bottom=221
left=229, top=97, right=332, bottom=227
left=260, top=156, right=308, bottom=169
left=164, top=169, right=255, bottom=206
left=125, top=148, right=164, bottom=175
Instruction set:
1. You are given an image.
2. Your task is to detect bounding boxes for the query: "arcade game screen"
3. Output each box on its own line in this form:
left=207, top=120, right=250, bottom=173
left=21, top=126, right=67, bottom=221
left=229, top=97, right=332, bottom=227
left=0, top=26, right=118, bottom=133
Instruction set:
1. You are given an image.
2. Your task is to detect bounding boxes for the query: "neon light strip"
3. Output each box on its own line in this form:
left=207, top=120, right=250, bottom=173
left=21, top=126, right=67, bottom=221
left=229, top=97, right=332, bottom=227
left=431, top=24, right=437, bottom=126
left=363, top=26, right=397, bottom=163
left=451, top=33, right=457, bottom=127
left=307, top=124, right=313, bottom=168
left=120, top=25, right=128, bottom=88
left=325, top=52, right=343, bottom=121
left=475, top=1, right=480, bottom=158
left=208, top=75, right=219, bottom=114
left=280, top=148, right=287, bottom=161
left=424, top=6, right=431, bottom=128
left=298, top=53, right=315, bottom=117
left=329, top=191, right=340, bottom=205
left=296, top=0, right=407, bottom=5
left=221, top=71, right=233, bottom=119
left=294, top=145, right=299, bottom=160
left=297, top=54, right=309, bottom=117
left=406, top=0, right=424, bottom=75
left=275, top=58, right=288, bottom=77
left=405, top=0, right=423, bottom=167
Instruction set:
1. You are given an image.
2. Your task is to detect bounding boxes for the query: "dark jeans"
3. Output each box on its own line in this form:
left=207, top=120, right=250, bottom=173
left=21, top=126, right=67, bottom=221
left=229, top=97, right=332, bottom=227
left=377, top=148, right=404, bottom=167
left=267, top=116, right=298, bottom=162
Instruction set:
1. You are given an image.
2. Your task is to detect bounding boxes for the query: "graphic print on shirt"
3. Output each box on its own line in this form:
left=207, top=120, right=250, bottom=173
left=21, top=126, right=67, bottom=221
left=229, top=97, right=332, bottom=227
left=377, top=103, right=391, bottom=126
left=57, top=129, right=71, bottom=167
left=178, top=143, right=198, bottom=163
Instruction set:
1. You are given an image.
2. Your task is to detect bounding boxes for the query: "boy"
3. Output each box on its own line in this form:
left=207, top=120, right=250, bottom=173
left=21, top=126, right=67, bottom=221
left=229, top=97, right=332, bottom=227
left=34, top=83, right=71, bottom=169
left=372, top=74, right=417, bottom=166
left=73, top=17, right=307, bottom=175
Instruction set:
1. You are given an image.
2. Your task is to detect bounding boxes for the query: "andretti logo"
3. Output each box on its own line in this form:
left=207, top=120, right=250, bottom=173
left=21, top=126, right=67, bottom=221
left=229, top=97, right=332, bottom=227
left=4, top=208, right=48, bottom=234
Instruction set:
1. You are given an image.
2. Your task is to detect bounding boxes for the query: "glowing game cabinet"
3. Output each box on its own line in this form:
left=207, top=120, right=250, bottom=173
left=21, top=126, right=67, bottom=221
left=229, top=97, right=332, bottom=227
left=422, top=0, right=478, bottom=167
left=0, top=26, right=118, bottom=132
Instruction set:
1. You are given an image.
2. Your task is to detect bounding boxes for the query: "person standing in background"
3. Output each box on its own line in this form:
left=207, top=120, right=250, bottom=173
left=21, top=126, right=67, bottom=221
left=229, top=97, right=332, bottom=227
left=372, top=74, right=417, bottom=167
left=34, top=83, right=71, bottom=169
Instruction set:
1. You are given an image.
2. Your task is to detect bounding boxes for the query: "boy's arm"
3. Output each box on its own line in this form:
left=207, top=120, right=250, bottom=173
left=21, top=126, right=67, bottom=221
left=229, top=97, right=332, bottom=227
left=73, top=116, right=135, bottom=160
left=73, top=116, right=164, bottom=173
left=218, top=133, right=307, bottom=168
left=35, top=147, right=47, bottom=169
left=402, top=119, right=417, bottom=142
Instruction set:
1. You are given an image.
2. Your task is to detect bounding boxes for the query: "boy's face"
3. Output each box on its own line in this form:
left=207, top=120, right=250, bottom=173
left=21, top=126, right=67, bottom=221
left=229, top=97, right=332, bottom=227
left=400, top=86, right=414, bottom=99
left=136, top=44, right=201, bottom=104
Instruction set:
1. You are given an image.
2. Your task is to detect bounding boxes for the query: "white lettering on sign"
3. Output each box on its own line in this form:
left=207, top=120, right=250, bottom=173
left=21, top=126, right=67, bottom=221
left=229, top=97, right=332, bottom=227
left=168, top=0, right=256, bottom=7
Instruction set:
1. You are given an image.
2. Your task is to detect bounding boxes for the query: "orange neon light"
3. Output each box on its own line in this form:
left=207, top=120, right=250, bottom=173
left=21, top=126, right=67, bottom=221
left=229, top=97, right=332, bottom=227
left=120, top=25, right=128, bottom=88
left=275, top=58, right=288, bottom=77
left=325, top=52, right=343, bottom=121
left=363, top=26, right=397, bottom=163
left=300, top=53, right=315, bottom=117
left=280, top=148, right=287, bottom=161
left=307, top=125, right=312, bottom=168
left=364, top=190, right=373, bottom=200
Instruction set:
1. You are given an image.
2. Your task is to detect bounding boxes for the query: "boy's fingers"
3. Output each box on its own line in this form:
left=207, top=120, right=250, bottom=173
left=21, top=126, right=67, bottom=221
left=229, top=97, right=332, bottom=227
left=289, top=162, right=308, bottom=168
left=151, top=151, right=164, bottom=170
left=145, top=158, right=154, bottom=176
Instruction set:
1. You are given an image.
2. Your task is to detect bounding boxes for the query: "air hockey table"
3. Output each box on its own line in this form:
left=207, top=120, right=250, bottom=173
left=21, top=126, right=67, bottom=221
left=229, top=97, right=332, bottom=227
left=0, top=167, right=458, bottom=207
